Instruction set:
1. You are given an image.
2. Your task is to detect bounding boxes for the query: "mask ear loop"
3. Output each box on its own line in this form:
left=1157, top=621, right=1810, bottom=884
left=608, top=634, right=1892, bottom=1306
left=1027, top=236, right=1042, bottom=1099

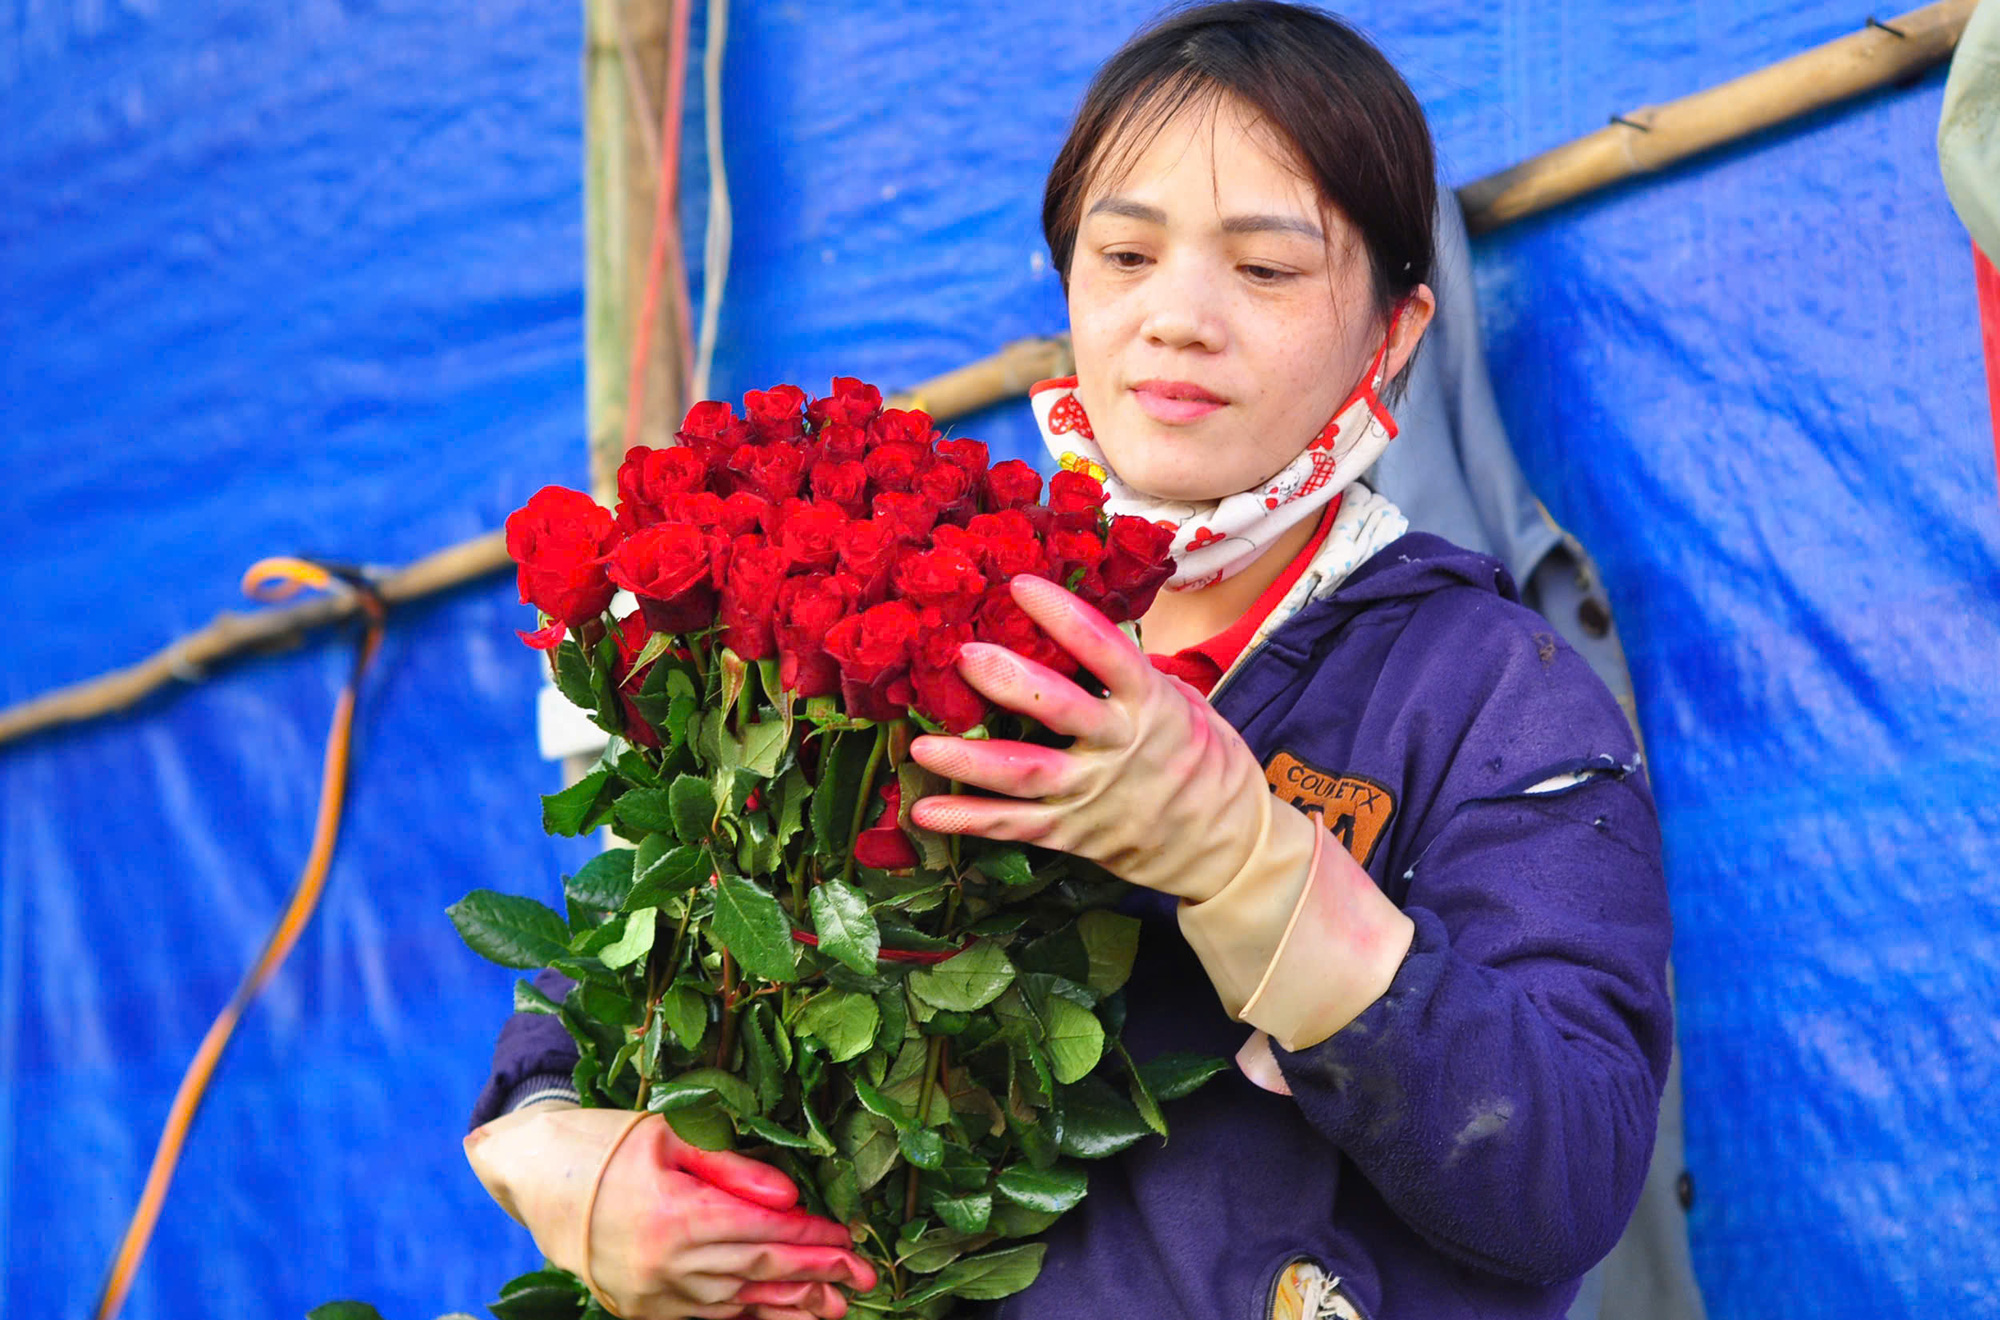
left=1354, top=300, right=1408, bottom=439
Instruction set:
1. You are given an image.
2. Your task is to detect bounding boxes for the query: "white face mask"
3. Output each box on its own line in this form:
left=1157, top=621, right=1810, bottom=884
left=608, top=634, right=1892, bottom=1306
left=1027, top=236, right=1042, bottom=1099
left=1033, top=310, right=1404, bottom=591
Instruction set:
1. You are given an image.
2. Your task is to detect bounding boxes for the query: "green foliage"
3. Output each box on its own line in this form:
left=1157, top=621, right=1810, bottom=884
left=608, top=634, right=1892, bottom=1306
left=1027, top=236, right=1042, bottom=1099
left=452, top=630, right=1225, bottom=1317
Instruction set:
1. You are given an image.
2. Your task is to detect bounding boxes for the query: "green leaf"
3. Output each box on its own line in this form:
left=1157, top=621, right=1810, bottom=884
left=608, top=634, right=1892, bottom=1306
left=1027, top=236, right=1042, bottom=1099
left=448, top=891, right=569, bottom=970
left=977, top=845, right=1035, bottom=887
left=808, top=880, right=881, bottom=975
left=774, top=766, right=810, bottom=844
left=596, top=908, right=657, bottom=970
left=625, top=836, right=708, bottom=907
left=1136, top=1052, right=1232, bottom=1102
left=709, top=872, right=798, bottom=983
left=900, top=1229, right=974, bottom=1275
left=737, top=1113, right=817, bottom=1150
left=924, top=1243, right=1047, bottom=1303
left=1118, top=1042, right=1168, bottom=1137
left=989, top=1200, right=1063, bottom=1239
left=809, top=730, right=870, bottom=859
left=551, top=639, right=596, bottom=713
left=1076, top=910, right=1140, bottom=995
left=994, top=1161, right=1089, bottom=1214
left=542, top=770, right=618, bottom=837
left=652, top=1067, right=757, bottom=1116
left=839, top=1109, right=899, bottom=1192
left=612, top=787, right=677, bottom=836
left=897, top=1125, right=944, bottom=1169
left=794, top=990, right=879, bottom=1063
left=661, top=983, right=708, bottom=1051
left=851, top=1073, right=915, bottom=1130
left=670, top=774, right=716, bottom=845
left=744, top=1004, right=784, bottom=1114
left=307, top=1305, right=387, bottom=1320
left=819, top=1156, right=860, bottom=1223
left=1043, top=996, right=1105, bottom=1085
left=930, top=1189, right=992, bottom=1235
left=513, top=978, right=561, bottom=1015
left=662, top=1099, right=733, bottom=1151
left=1056, top=1078, right=1156, bottom=1158
left=906, top=940, right=1015, bottom=1012
left=493, top=1268, right=587, bottom=1320
left=739, top=718, right=789, bottom=778
left=638, top=1002, right=666, bottom=1078
left=564, top=848, right=637, bottom=912
left=875, top=984, right=909, bottom=1051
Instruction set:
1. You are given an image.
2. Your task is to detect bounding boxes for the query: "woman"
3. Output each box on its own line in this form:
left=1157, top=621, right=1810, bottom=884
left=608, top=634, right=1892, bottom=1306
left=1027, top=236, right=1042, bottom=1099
left=465, top=7, right=1673, bottom=1319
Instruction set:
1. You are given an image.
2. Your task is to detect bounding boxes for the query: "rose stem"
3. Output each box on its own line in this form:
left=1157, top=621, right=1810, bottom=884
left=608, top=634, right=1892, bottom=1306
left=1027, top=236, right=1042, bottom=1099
left=841, top=723, right=892, bottom=885
left=714, top=950, right=737, bottom=1069
left=904, top=1035, right=945, bottom=1221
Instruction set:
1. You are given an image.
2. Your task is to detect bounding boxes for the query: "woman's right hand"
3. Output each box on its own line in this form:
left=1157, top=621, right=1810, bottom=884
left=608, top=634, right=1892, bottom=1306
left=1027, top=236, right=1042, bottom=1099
left=464, top=1105, right=878, bottom=1320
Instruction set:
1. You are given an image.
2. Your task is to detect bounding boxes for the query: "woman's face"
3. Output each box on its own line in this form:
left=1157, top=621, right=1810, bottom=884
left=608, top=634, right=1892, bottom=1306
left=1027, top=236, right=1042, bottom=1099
left=1065, top=95, right=1429, bottom=503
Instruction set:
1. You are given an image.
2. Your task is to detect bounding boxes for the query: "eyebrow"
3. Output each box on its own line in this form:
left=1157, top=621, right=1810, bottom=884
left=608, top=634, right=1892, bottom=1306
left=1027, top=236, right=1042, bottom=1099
left=1085, top=196, right=1324, bottom=242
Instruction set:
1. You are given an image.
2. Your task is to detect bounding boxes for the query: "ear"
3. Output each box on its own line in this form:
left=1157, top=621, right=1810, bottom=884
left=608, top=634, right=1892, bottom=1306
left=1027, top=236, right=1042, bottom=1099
left=1379, top=283, right=1437, bottom=384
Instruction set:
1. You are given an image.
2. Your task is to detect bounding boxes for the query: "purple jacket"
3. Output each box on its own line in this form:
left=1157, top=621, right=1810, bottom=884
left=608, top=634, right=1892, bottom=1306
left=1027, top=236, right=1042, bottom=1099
left=474, top=534, right=1674, bottom=1320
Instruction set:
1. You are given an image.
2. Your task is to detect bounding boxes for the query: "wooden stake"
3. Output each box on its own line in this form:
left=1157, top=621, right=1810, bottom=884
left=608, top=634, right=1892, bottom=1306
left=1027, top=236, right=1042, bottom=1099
left=1458, top=0, right=1976, bottom=235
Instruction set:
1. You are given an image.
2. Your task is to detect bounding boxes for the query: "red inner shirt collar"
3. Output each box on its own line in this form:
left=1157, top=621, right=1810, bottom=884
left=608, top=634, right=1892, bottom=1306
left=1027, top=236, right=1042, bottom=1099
left=1147, top=494, right=1342, bottom=696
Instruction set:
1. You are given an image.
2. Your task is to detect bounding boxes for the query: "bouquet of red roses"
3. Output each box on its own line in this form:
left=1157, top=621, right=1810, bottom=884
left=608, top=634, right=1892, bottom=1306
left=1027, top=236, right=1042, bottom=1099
left=450, top=379, right=1225, bottom=1319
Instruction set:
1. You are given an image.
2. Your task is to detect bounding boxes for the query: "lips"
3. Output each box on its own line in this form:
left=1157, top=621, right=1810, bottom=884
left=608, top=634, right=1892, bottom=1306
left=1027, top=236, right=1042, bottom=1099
left=1131, top=379, right=1226, bottom=424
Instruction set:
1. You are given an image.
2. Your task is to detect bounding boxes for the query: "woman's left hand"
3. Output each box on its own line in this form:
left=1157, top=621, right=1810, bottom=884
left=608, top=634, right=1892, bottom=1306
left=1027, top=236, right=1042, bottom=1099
left=907, top=573, right=1271, bottom=903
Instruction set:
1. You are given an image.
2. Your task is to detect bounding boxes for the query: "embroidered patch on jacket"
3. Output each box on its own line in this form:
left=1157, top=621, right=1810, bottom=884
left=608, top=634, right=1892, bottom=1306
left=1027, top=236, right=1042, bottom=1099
left=1268, top=1257, right=1367, bottom=1320
left=1264, top=751, right=1396, bottom=866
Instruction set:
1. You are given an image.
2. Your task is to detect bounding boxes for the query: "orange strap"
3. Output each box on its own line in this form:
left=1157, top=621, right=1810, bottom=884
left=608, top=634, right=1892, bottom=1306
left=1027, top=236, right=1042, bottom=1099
left=91, top=560, right=385, bottom=1320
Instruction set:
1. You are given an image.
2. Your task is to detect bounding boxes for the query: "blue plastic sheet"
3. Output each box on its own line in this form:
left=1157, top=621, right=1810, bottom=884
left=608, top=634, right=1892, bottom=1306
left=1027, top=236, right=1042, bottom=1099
left=5, top=1, right=1998, bottom=1317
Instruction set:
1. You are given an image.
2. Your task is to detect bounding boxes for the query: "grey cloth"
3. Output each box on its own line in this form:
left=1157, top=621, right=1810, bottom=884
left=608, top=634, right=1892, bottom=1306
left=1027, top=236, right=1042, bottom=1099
left=1941, top=0, right=2000, bottom=258
left=1369, top=196, right=1706, bottom=1320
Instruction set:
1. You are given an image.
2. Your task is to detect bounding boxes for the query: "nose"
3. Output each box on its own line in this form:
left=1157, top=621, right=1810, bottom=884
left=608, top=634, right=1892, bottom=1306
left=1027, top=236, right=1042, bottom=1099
left=1138, top=256, right=1226, bottom=354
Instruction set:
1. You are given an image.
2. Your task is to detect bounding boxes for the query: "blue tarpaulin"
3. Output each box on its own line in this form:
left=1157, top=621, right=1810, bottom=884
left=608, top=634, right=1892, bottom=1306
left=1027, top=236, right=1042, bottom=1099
left=3, top=2, right=1996, bottom=1316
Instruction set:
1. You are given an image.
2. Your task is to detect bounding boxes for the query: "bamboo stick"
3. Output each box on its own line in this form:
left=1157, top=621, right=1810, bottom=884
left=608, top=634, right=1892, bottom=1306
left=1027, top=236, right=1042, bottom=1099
left=886, top=335, right=1075, bottom=417
left=1457, top=0, right=1975, bottom=235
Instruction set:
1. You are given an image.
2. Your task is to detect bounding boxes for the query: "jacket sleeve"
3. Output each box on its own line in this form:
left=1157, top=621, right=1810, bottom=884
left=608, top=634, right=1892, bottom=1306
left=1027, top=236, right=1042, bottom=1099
left=467, top=967, right=581, bottom=1130
left=1272, top=767, right=1673, bottom=1284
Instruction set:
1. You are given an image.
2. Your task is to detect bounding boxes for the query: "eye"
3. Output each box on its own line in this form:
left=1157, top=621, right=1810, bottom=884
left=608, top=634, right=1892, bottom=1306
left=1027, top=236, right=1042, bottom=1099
left=1240, top=262, right=1296, bottom=285
left=1103, top=249, right=1150, bottom=271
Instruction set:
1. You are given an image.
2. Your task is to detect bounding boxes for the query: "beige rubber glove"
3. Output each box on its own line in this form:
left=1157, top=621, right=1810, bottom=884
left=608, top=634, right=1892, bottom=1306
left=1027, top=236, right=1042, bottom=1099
left=910, top=574, right=1413, bottom=1049
left=464, top=1105, right=877, bottom=1320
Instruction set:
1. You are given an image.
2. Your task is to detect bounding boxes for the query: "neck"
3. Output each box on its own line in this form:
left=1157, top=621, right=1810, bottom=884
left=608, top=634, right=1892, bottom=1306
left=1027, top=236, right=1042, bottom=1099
left=1138, top=511, right=1321, bottom=656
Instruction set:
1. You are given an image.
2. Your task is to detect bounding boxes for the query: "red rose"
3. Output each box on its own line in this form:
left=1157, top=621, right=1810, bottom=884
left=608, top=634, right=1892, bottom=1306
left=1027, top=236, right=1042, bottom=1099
left=717, top=535, right=790, bottom=659
left=984, top=459, right=1043, bottom=512
left=615, top=445, right=708, bottom=532
left=973, top=584, right=1070, bottom=674
left=730, top=442, right=809, bottom=503
left=864, top=441, right=930, bottom=494
left=1090, top=514, right=1177, bottom=621
left=867, top=408, right=936, bottom=449
left=1048, top=469, right=1108, bottom=529
left=966, top=509, right=1048, bottom=580
left=776, top=572, right=861, bottom=697
left=871, top=491, right=940, bottom=544
left=718, top=491, right=771, bottom=539
left=1046, top=526, right=1106, bottom=582
left=911, top=620, right=986, bottom=733
left=663, top=490, right=726, bottom=531
left=892, top=546, right=987, bottom=619
left=808, top=377, right=883, bottom=430
left=933, top=437, right=989, bottom=479
left=916, top=460, right=975, bottom=523
left=605, top=522, right=716, bottom=635
left=676, top=400, right=753, bottom=469
left=610, top=611, right=661, bottom=748
left=744, top=384, right=808, bottom=440
left=824, top=599, right=920, bottom=685
left=778, top=500, right=847, bottom=572
left=817, top=421, right=869, bottom=464
left=852, top=781, right=920, bottom=871
left=809, top=459, right=870, bottom=517
left=835, top=517, right=901, bottom=603
left=506, top=486, right=620, bottom=648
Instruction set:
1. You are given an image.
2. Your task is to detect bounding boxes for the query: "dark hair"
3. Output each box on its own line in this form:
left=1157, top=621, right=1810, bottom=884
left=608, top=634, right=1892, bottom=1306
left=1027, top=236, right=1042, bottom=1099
left=1042, top=2, right=1435, bottom=319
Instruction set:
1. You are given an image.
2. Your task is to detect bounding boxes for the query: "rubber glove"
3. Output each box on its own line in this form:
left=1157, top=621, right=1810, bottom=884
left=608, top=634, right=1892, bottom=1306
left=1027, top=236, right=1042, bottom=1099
left=909, top=574, right=1413, bottom=1049
left=465, top=1105, right=877, bottom=1320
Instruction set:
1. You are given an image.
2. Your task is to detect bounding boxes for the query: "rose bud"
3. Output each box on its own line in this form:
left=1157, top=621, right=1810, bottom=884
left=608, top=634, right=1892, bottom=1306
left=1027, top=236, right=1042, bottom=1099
left=809, top=459, right=870, bottom=518
left=1046, top=526, right=1106, bottom=583
left=911, top=620, right=986, bottom=734
left=967, top=509, right=1050, bottom=580
left=717, top=535, right=790, bottom=660
left=864, top=441, right=929, bottom=494
left=974, top=584, right=1070, bottom=674
left=615, top=445, right=707, bottom=533
left=866, top=407, right=937, bottom=450
left=605, top=521, right=716, bottom=636
left=808, top=376, right=884, bottom=430
left=917, top=460, right=975, bottom=526
left=983, top=459, right=1043, bottom=513
left=718, top=491, right=771, bottom=539
left=1048, top=469, right=1109, bottom=530
left=777, top=572, right=861, bottom=698
left=1093, top=514, right=1177, bottom=620
left=506, top=485, right=620, bottom=649
left=871, top=491, right=940, bottom=544
left=824, top=599, right=920, bottom=685
left=892, top=546, right=986, bottom=622
left=817, top=421, right=869, bottom=465
left=852, top=781, right=920, bottom=871
left=835, top=517, right=901, bottom=604
left=933, top=437, right=989, bottom=479
left=609, top=611, right=662, bottom=748
left=743, top=384, right=808, bottom=441
left=676, top=400, right=752, bottom=470
left=730, top=441, right=809, bottom=504
left=778, top=499, right=847, bottom=572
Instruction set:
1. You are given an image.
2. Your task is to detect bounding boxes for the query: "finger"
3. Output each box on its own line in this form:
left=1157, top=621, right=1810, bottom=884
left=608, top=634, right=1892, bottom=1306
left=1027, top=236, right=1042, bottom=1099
left=952, top=641, right=1119, bottom=743
left=740, top=1281, right=847, bottom=1318
left=908, top=791, right=1059, bottom=843
left=1010, top=574, right=1155, bottom=700
left=665, top=1133, right=803, bottom=1213
left=678, top=1242, right=877, bottom=1290
left=673, top=1185, right=857, bottom=1248
left=746, top=1308, right=818, bottom=1320
left=909, top=734, right=1078, bottom=801
left=734, top=1281, right=819, bottom=1307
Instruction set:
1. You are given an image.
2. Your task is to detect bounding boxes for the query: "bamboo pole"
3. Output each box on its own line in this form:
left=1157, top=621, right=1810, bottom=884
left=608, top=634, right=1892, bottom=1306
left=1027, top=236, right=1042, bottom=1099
left=1457, top=0, right=1976, bottom=235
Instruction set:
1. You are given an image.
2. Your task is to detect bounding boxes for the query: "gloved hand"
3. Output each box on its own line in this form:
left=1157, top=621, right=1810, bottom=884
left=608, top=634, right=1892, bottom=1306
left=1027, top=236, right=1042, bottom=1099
left=909, top=574, right=1414, bottom=1049
left=464, top=1105, right=877, bottom=1320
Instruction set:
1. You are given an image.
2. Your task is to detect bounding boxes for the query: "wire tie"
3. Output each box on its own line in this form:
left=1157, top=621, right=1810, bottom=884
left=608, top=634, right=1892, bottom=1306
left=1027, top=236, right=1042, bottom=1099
left=1608, top=113, right=1652, bottom=132
left=166, top=643, right=204, bottom=683
left=1866, top=16, right=1907, bottom=37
